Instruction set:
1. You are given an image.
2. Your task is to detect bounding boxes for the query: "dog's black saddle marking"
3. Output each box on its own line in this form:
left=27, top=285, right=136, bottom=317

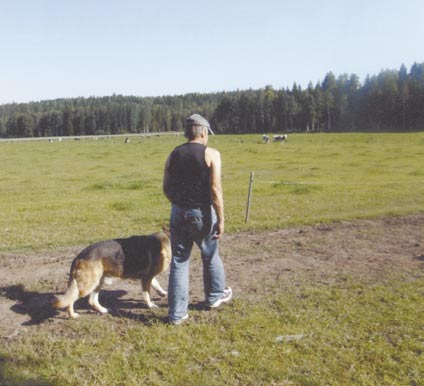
left=115, top=235, right=162, bottom=277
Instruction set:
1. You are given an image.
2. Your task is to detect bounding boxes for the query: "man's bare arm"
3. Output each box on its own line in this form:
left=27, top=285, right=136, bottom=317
left=206, top=148, right=225, bottom=238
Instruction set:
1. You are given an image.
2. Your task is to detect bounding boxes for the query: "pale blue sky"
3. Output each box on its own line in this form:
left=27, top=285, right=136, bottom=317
left=0, top=0, right=422, bottom=104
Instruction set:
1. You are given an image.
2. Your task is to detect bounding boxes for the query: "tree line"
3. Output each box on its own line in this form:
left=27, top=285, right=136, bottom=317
left=1, top=62, right=423, bottom=138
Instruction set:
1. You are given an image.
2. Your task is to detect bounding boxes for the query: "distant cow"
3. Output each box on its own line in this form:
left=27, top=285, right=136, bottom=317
left=273, top=134, right=288, bottom=143
left=262, top=134, right=270, bottom=143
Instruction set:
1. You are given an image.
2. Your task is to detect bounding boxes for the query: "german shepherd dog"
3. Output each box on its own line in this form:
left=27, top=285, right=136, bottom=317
left=53, top=231, right=171, bottom=318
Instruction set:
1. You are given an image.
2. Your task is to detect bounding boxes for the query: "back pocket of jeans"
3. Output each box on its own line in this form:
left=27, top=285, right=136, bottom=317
left=185, top=215, right=203, bottom=238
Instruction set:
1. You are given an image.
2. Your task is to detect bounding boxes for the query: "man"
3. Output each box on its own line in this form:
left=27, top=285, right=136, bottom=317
left=163, top=113, right=232, bottom=325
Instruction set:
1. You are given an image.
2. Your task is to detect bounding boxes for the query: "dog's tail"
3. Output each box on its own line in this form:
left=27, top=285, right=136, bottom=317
left=52, top=278, right=79, bottom=309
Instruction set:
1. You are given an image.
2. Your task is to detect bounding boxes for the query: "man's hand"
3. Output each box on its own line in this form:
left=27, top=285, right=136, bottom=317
left=213, top=220, right=225, bottom=239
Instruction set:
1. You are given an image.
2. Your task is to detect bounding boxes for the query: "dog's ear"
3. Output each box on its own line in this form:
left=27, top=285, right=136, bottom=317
left=161, top=223, right=170, bottom=236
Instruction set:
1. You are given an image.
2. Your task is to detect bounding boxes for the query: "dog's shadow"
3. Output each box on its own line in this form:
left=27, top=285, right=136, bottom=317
left=0, top=284, right=59, bottom=326
left=0, top=284, right=171, bottom=326
left=100, top=292, right=170, bottom=324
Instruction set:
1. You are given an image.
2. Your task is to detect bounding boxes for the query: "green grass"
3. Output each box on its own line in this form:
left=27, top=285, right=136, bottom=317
left=1, top=277, right=423, bottom=385
left=1, top=133, right=424, bottom=251
left=1, top=133, right=424, bottom=385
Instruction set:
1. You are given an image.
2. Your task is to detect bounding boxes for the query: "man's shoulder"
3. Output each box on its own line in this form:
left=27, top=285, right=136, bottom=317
left=205, top=147, right=221, bottom=166
left=173, top=142, right=188, bottom=151
left=170, top=143, right=189, bottom=157
left=205, top=146, right=220, bottom=155
left=174, top=142, right=206, bottom=152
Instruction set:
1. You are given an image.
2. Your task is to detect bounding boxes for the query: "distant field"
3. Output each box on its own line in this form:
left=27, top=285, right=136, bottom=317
left=1, top=132, right=424, bottom=252
left=1, top=132, right=423, bottom=385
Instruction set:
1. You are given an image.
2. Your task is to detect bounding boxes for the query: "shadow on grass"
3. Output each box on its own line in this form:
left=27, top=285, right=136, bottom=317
left=103, top=293, right=210, bottom=324
left=100, top=290, right=169, bottom=324
left=0, top=284, right=59, bottom=326
left=0, top=284, right=177, bottom=326
left=0, top=354, right=54, bottom=386
left=414, top=254, right=424, bottom=261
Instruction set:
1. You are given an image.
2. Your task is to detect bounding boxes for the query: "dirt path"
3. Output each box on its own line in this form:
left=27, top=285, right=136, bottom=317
left=1, top=214, right=423, bottom=339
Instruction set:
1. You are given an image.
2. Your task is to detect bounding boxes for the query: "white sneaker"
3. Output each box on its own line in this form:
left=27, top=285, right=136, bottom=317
left=209, top=287, right=232, bottom=308
left=169, top=314, right=189, bottom=325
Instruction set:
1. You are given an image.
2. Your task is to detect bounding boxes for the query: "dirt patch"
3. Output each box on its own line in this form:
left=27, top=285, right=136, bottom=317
left=1, top=214, right=423, bottom=338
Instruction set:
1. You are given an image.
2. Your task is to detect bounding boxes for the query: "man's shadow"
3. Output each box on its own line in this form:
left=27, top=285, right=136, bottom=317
left=0, top=284, right=175, bottom=326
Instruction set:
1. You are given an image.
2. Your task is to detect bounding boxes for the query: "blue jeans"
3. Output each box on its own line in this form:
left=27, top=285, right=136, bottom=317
left=168, top=204, right=226, bottom=321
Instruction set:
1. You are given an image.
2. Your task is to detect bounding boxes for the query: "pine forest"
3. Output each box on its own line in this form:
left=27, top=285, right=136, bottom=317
left=1, top=63, right=424, bottom=138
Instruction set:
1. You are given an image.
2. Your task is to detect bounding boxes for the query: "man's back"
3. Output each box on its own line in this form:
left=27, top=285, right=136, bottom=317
left=167, top=142, right=212, bottom=208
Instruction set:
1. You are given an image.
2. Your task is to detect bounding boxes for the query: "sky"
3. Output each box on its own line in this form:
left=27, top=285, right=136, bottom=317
left=0, top=0, right=423, bottom=105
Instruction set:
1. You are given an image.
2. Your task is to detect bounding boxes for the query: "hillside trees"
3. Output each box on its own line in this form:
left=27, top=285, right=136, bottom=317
left=1, top=63, right=424, bottom=138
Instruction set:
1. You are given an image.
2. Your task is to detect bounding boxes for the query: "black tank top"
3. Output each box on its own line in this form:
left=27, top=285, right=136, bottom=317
left=167, top=142, right=212, bottom=208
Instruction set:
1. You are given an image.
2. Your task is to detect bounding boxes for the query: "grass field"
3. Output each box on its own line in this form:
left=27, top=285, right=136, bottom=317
left=0, top=132, right=424, bottom=385
left=1, top=132, right=424, bottom=252
left=2, top=278, right=423, bottom=386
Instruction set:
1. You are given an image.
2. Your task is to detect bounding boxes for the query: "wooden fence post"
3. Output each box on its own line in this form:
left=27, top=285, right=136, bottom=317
left=245, top=171, right=254, bottom=223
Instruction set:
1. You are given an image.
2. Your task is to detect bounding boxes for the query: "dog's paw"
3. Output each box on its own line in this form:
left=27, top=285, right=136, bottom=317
left=103, top=277, right=115, bottom=286
left=69, top=312, right=80, bottom=319
left=158, top=290, right=167, bottom=297
left=96, top=306, right=109, bottom=314
left=148, top=302, right=159, bottom=309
